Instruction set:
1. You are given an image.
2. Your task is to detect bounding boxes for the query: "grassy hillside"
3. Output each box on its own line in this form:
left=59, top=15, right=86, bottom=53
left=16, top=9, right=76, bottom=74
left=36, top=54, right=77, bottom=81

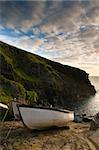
left=0, top=41, right=96, bottom=111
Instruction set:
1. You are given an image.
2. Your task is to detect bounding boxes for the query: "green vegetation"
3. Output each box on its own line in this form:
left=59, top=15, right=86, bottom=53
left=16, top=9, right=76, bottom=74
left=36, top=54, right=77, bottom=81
left=0, top=75, right=26, bottom=102
left=0, top=41, right=96, bottom=119
left=26, top=90, right=38, bottom=104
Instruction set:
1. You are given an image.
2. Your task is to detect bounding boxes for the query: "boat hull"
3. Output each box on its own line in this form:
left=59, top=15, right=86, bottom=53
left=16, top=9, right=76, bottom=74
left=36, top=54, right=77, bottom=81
left=12, top=101, right=20, bottom=120
left=18, top=106, right=74, bottom=129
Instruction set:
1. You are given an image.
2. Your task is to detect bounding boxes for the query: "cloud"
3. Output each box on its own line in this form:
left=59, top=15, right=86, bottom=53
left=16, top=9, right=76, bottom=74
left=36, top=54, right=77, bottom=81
left=0, top=0, right=99, bottom=75
left=0, top=1, right=45, bottom=30
left=0, top=1, right=86, bottom=31
left=78, top=1, right=99, bottom=27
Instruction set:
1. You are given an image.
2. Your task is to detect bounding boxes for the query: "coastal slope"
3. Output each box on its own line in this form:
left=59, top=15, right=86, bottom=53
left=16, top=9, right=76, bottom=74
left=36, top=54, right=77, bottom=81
left=0, top=41, right=96, bottom=107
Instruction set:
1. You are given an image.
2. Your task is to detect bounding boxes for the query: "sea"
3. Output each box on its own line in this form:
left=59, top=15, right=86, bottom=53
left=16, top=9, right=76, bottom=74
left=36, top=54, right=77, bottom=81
left=66, top=76, right=99, bottom=116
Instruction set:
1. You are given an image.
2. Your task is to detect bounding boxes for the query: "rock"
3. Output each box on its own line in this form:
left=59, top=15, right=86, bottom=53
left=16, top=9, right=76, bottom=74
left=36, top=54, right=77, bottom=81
left=90, top=112, right=99, bottom=130
left=83, top=117, right=92, bottom=122
left=74, top=114, right=83, bottom=123
left=74, top=113, right=92, bottom=123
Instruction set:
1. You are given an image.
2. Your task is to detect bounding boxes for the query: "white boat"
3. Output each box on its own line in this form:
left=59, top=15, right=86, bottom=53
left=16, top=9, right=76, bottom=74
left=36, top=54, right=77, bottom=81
left=0, top=103, right=8, bottom=110
left=12, top=100, right=21, bottom=120
left=17, top=105, right=74, bottom=130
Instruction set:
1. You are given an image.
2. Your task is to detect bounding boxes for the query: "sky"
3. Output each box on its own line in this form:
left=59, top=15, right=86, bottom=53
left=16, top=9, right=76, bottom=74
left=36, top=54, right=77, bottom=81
left=0, top=0, right=99, bottom=76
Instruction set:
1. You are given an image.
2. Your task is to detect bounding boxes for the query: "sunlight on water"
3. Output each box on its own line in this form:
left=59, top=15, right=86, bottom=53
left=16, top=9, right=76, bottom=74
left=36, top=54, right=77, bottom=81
left=78, top=76, right=99, bottom=116
left=67, top=76, right=99, bottom=116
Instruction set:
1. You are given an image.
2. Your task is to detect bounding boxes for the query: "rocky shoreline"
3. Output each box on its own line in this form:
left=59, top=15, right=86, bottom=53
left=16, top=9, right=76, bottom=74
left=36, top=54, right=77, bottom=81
left=0, top=121, right=99, bottom=150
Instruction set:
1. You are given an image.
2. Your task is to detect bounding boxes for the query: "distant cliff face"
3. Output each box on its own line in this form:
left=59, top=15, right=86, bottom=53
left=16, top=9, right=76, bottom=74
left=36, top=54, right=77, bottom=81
left=0, top=41, right=96, bottom=107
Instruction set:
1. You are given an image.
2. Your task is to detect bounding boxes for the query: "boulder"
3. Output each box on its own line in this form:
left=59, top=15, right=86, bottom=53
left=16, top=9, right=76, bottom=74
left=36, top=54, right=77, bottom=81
left=90, top=112, right=99, bottom=130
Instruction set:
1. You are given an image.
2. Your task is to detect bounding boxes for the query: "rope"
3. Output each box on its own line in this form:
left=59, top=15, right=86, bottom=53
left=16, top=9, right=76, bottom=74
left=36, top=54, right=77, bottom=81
left=0, top=99, right=21, bottom=149
left=0, top=101, right=14, bottom=149
left=1, top=109, right=9, bottom=122
left=0, top=108, right=9, bottom=150
left=4, top=118, right=16, bottom=141
left=0, top=107, right=9, bottom=134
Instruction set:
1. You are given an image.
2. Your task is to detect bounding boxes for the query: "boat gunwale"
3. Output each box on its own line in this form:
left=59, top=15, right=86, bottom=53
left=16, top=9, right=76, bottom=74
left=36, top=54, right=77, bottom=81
left=17, top=104, right=74, bottom=114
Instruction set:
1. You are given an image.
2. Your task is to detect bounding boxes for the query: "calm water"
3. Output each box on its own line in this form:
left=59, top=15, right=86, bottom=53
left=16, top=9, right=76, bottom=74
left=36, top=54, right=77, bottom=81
left=66, top=76, right=99, bottom=116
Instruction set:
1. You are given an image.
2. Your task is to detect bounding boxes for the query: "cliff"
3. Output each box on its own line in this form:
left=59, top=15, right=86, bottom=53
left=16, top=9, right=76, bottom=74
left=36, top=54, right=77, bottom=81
left=0, top=41, right=96, bottom=107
